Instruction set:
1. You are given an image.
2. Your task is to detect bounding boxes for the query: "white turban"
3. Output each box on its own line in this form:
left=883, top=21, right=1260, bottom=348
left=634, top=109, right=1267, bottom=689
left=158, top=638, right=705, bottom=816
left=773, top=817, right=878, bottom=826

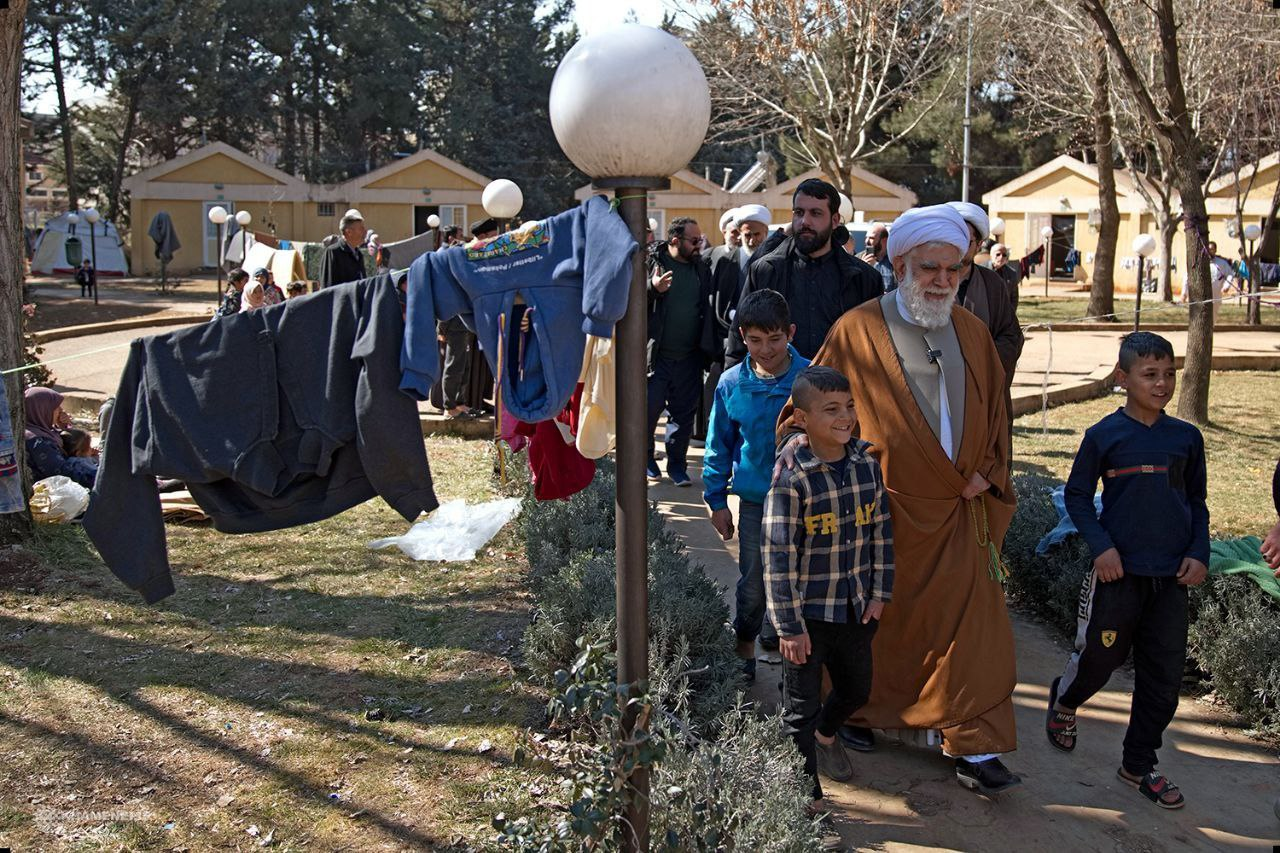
left=719, top=208, right=740, bottom=231
left=946, top=201, right=990, bottom=242
left=733, top=204, right=771, bottom=227
left=887, top=204, right=971, bottom=261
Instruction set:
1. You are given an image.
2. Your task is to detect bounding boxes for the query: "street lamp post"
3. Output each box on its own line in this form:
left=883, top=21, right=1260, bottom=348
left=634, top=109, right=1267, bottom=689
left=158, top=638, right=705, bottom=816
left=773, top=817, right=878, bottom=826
left=235, top=210, right=252, bottom=270
left=83, top=207, right=100, bottom=305
left=427, top=213, right=441, bottom=250
left=1243, top=223, right=1262, bottom=325
left=208, top=206, right=229, bottom=301
left=550, top=23, right=709, bottom=851
left=1041, top=225, right=1053, bottom=297
left=483, top=179, right=524, bottom=233
left=1132, top=234, right=1157, bottom=331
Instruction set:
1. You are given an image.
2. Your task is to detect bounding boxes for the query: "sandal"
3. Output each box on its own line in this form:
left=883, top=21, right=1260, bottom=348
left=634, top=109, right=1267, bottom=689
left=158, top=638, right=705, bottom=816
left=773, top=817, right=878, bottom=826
left=1045, top=676, right=1077, bottom=753
left=1117, top=768, right=1185, bottom=810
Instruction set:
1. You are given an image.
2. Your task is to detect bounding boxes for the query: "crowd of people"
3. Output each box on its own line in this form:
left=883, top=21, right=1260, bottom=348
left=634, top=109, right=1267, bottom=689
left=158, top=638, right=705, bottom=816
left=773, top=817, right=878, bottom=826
left=671, top=180, right=1275, bottom=815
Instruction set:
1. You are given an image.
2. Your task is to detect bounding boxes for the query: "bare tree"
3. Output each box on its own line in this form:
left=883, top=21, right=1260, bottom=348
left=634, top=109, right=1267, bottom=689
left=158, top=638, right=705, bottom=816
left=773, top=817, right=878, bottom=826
left=2, top=0, right=32, bottom=542
left=1078, top=0, right=1219, bottom=423
left=684, top=0, right=956, bottom=196
left=986, top=0, right=1122, bottom=319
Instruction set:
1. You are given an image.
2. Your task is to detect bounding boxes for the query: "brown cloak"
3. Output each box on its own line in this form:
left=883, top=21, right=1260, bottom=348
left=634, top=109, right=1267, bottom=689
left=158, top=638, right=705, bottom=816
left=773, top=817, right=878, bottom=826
left=779, top=299, right=1017, bottom=736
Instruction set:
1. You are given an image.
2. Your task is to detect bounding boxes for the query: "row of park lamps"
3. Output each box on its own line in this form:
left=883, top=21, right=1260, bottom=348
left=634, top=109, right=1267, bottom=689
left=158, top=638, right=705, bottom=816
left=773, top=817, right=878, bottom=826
left=206, top=205, right=253, bottom=300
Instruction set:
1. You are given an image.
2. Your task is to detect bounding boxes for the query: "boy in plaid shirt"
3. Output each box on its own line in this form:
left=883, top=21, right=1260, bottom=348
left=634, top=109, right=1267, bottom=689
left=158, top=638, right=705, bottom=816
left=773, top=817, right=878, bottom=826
left=763, top=366, right=893, bottom=805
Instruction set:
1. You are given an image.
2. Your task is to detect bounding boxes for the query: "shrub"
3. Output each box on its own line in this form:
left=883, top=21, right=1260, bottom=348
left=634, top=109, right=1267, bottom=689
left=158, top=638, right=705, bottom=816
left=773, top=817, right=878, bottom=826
left=522, top=458, right=674, bottom=591
left=651, top=706, right=824, bottom=852
left=496, top=641, right=825, bottom=852
left=1189, top=574, right=1280, bottom=740
left=1003, top=473, right=1092, bottom=637
left=522, top=542, right=740, bottom=727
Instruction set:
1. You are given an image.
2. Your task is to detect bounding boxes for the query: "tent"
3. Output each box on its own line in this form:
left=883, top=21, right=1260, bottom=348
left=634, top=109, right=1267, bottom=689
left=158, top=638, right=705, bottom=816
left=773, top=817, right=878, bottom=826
left=30, top=211, right=129, bottom=276
left=242, top=241, right=307, bottom=284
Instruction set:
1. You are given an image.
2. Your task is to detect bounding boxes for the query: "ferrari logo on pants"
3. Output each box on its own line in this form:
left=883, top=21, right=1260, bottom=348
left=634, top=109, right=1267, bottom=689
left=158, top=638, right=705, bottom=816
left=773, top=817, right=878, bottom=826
left=1101, top=630, right=1117, bottom=648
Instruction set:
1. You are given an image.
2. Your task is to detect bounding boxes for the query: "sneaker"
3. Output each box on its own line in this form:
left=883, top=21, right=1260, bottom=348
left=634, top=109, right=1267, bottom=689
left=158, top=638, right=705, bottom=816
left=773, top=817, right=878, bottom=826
left=741, top=657, right=757, bottom=683
left=815, top=737, right=854, bottom=783
left=955, top=757, right=1021, bottom=794
left=837, top=725, right=876, bottom=753
left=669, top=470, right=692, bottom=487
left=646, top=462, right=661, bottom=482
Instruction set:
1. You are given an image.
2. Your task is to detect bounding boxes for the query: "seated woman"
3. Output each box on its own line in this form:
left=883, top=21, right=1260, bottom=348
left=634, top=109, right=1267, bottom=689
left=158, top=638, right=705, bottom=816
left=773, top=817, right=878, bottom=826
left=24, top=387, right=98, bottom=488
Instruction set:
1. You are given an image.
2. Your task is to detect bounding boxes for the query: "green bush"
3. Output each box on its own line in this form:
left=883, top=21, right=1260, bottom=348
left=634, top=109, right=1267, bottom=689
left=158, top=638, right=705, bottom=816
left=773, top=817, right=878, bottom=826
left=1189, top=574, right=1280, bottom=740
left=521, top=458, right=674, bottom=591
left=1003, top=473, right=1092, bottom=636
left=522, top=543, right=740, bottom=727
left=652, top=707, right=825, bottom=852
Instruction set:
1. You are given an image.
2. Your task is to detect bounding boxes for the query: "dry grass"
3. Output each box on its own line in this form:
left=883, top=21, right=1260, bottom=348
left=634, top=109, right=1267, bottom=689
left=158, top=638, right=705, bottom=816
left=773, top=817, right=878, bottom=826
left=1016, top=294, right=1279, bottom=327
left=1013, top=370, right=1280, bottom=538
left=0, top=437, right=542, bottom=851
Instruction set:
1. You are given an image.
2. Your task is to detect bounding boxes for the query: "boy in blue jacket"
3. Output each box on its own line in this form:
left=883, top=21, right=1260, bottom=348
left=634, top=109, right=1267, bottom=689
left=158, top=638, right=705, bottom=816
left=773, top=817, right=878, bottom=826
left=702, top=288, right=809, bottom=680
left=1046, top=332, right=1209, bottom=810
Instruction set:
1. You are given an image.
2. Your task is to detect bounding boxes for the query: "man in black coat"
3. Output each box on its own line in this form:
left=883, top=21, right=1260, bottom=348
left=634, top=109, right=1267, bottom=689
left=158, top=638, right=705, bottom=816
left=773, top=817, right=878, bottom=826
left=319, top=209, right=368, bottom=288
left=726, top=179, right=882, bottom=367
left=646, top=217, right=718, bottom=487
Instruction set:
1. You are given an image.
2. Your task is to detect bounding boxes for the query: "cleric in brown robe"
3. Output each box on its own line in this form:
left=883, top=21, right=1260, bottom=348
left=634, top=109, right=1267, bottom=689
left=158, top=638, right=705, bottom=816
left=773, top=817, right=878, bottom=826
left=777, top=203, right=1021, bottom=794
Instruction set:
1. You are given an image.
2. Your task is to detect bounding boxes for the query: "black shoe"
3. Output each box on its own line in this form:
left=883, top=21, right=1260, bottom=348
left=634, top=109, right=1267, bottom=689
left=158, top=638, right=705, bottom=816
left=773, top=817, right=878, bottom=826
left=955, top=757, right=1021, bottom=794
left=816, top=737, right=854, bottom=783
left=837, top=725, right=876, bottom=753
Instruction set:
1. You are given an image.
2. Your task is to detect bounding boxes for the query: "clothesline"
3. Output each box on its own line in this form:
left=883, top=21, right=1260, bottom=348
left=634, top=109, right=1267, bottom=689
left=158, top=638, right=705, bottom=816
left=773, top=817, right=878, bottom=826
left=1, top=341, right=134, bottom=376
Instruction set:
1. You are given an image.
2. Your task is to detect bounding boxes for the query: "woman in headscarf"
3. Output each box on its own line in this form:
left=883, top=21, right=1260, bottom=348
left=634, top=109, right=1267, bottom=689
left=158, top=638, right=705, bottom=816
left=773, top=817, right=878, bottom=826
left=24, top=387, right=98, bottom=488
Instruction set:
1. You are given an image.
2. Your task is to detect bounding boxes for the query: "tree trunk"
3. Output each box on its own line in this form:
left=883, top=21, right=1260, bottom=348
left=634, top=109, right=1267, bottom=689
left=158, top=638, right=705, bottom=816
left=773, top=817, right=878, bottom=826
left=107, top=80, right=143, bottom=224
left=48, top=12, right=77, bottom=212
left=1088, top=40, right=1118, bottom=321
left=1, top=0, right=33, bottom=542
left=1174, top=167, right=1213, bottom=423
left=1159, top=213, right=1176, bottom=302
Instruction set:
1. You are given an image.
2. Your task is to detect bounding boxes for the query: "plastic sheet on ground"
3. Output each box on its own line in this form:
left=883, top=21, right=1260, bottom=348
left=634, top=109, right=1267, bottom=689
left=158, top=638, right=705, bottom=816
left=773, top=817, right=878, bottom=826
left=30, top=475, right=89, bottom=523
left=367, top=498, right=522, bottom=561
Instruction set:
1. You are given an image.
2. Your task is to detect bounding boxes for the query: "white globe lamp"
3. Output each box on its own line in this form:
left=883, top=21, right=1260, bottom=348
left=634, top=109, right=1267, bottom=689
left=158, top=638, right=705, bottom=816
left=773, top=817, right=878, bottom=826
left=550, top=24, right=710, bottom=179
left=648, top=217, right=657, bottom=232
left=207, top=206, right=228, bottom=225
left=1243, top=223, right=1262, bottom=242
left=235, top=210, right=252, bottom=226
left=1132, top=234, right=1157, bottom=258
left=427, top=214, right=441, bottom=229
left=838, top=192, right=854, bottom=223
left=989, top=217, right=1006, bottom=238
left=482, top=179, right=524, bottom=219
left=1132, top=233, right=1157, bottom=330
left=83, top=208, right=100, bottom=225
left=1226, top=220, right=1239, bottom=239
left=1041, top=225, right=1054, bottom=240
left=67, top=213, right=79, bottom=226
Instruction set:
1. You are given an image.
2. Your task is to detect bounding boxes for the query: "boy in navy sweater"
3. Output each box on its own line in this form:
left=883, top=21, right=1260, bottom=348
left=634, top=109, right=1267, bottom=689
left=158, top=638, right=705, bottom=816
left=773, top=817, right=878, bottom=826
left=1046, top=332, right=1209, bottom=810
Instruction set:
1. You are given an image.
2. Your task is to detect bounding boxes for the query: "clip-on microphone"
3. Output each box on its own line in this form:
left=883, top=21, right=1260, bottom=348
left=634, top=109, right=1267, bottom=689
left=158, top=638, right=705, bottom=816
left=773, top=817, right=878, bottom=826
left=925, top=344, right=943, bottom=365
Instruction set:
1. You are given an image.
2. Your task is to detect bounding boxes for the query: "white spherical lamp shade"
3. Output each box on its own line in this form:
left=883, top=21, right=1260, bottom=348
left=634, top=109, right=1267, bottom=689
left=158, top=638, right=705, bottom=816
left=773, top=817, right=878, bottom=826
left=207, top=206, right=229, bottom=225
left=648, top=218, right=658, bottom=232
left=1132, top=234, right=1157, bottom=258
left=838, top=193, right=854, bottom=223
left=1243, top=223, right=1262, bottom=241
left=235, top=210, right=252, bottom=226
left=67, top=213, right=79, bottom=225
left=989, top=216, right=1006, bottom=237
left=84, top=208, right=100, bottom=224
left=483, top=179, right=524, bottom=219
left=550, top=24, right=710, bottom=179
left=1040, top=226, right=1054, bottom=239
left=427, top=214, right=441, bottom=229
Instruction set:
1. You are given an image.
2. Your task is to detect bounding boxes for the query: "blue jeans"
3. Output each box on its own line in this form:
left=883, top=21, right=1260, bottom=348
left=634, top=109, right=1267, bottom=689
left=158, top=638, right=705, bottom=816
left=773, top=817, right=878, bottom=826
left=646, top=353, right=703, bottom=476
left=733, top=501, right=778, bottom=645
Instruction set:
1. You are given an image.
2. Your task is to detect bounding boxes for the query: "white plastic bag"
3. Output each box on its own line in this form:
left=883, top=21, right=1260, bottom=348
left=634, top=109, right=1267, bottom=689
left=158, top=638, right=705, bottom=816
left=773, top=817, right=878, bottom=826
left=367, top=498, right=522, bottom=561
left=30, top=475, right=90, bottom=524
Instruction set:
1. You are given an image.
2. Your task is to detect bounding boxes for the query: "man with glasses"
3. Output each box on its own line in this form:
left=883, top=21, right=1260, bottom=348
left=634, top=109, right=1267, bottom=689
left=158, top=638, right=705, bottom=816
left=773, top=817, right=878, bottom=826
left=989, top=242, right=1021, bottom=309
left=647, top=217, right=717, bottom=487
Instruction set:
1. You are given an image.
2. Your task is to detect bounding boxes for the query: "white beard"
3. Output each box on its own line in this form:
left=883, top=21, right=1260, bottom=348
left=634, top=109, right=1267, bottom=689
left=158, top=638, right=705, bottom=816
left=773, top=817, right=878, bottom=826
left=899, top=269, right=956, bottom=329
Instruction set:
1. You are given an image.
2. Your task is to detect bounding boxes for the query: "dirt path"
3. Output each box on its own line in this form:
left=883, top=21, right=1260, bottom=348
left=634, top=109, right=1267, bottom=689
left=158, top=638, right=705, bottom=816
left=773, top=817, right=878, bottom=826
left=651, top=448, right=1280, bottom=852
